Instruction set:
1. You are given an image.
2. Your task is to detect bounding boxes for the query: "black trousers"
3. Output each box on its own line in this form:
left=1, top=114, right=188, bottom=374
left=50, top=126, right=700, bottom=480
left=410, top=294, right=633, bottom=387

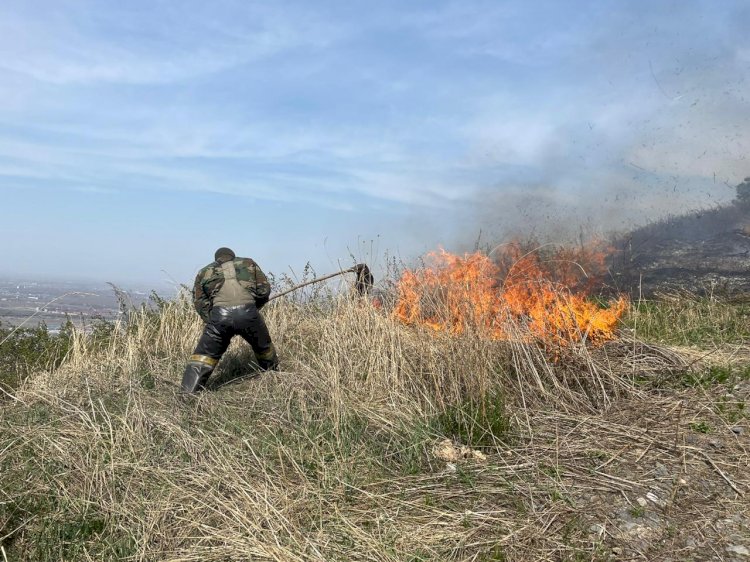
left=181, top=303, right=278, bottom=392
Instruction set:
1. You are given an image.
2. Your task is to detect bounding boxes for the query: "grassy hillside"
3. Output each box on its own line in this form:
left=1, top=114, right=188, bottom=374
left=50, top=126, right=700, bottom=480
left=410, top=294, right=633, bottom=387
left=1, top=291, right=748, bottom=561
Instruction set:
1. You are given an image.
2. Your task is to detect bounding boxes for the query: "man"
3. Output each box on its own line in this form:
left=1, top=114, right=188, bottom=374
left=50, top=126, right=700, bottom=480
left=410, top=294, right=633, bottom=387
left=181, top=247, right=279, bottom=393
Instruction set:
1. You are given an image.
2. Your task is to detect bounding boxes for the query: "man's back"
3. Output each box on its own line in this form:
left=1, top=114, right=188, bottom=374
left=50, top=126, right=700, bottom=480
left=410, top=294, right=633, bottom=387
left=193, top=256, right=271, bottom=320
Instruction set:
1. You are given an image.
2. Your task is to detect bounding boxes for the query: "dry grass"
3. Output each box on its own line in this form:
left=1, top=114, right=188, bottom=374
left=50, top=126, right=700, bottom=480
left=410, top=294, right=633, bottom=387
left=1, top=291, right=748, bottom=561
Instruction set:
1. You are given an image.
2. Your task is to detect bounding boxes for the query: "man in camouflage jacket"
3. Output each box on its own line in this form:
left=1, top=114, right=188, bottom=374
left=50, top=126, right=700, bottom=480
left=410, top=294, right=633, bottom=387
left=181, top=247, right=279, bottom=392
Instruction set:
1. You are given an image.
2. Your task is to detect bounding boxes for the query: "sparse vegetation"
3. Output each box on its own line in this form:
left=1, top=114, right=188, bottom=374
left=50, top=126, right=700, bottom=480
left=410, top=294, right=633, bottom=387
left=625, top=294, right=750, bottom=346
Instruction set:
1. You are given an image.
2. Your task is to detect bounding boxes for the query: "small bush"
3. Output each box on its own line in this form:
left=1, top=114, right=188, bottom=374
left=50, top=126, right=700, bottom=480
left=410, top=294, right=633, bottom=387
left=0, top=320, right=74, bottom=393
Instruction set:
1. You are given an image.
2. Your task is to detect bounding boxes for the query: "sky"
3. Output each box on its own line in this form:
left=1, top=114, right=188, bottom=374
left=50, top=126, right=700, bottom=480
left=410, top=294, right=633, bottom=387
left=1, top=0, right=749, bottom=286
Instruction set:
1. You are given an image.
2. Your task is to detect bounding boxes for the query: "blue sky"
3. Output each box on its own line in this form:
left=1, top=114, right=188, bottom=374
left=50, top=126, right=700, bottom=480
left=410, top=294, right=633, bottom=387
left=2, top=0, right=749, bottom=285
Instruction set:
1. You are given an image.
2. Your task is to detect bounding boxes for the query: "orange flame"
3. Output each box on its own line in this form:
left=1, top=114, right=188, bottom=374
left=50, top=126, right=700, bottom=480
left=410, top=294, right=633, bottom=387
left=394, top=244, right=627, bottom=346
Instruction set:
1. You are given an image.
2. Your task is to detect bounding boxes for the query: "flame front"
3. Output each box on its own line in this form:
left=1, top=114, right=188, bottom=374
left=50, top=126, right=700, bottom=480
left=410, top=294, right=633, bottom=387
left=394, top=244, right=627, bottom=346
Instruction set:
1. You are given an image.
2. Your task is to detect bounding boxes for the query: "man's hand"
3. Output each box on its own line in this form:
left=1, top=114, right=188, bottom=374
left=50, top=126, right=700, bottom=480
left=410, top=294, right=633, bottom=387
left=255, top=295, right=269, bottom=310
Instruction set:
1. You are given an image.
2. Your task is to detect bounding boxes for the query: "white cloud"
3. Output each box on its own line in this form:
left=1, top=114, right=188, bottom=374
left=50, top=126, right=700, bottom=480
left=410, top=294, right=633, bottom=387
left=72, top=185, right=117, bottom=194
left=0, top=3, right=344, bottom=85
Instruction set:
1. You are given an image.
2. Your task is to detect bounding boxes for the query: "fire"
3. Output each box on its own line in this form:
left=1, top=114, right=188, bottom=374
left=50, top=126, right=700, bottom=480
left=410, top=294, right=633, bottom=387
left=394, top=244, right=627, bottom=346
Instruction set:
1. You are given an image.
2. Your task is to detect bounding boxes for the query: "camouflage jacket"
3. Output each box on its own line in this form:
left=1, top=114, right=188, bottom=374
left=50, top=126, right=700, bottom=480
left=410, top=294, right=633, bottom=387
left=192, top=256, right=271, bottom=321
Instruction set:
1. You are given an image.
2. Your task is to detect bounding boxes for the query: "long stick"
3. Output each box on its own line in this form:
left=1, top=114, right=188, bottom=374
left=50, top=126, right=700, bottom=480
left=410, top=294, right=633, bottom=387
left=268, top=268, right=357, bottom=302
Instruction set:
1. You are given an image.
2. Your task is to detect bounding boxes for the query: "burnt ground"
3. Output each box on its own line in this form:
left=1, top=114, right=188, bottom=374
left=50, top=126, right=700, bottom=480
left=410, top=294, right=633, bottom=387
left=609, top=203, right=750, bottom=298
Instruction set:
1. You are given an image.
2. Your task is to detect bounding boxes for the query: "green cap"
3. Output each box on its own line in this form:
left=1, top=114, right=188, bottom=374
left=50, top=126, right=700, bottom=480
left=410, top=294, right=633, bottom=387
left=214, top=247, right=236, bottom=261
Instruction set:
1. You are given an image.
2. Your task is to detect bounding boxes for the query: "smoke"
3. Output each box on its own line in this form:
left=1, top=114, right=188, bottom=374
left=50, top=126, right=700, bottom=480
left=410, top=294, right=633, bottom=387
left=467, top=83, right=749, bottom=243
left=469, top=175, right=739, bottom=246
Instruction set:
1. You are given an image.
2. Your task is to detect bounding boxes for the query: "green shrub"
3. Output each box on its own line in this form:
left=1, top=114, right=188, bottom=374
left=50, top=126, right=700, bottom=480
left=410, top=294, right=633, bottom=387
left=0, top=320, right=74, bottom=393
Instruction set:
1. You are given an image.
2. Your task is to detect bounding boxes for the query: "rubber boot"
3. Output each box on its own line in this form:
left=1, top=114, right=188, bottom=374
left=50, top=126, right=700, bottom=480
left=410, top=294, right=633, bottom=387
left=255, top=345, right=279, bottom=371
left=181, top=362, right=215, bottom=393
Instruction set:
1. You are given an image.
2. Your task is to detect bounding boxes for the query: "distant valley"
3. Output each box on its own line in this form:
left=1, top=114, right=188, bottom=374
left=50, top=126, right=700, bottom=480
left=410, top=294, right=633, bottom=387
left=0, top=278, right=164, bottom=331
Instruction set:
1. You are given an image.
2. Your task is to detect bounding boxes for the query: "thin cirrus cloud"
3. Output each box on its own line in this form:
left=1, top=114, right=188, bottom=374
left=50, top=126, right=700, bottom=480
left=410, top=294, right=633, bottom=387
left=0, top=2, right=341, bottom=86
left=0, top=116, right=474, bottom=208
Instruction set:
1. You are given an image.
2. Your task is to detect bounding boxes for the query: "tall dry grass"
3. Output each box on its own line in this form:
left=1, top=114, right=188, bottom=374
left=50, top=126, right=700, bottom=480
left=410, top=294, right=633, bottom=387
left=1, top=289, right=729, bottom=561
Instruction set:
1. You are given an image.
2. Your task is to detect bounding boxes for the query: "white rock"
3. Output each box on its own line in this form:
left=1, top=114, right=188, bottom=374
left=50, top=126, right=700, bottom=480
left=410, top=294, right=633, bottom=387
left=636, top=497, right=648, bottom=507
left=646, top=491, right=666, bottom=507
